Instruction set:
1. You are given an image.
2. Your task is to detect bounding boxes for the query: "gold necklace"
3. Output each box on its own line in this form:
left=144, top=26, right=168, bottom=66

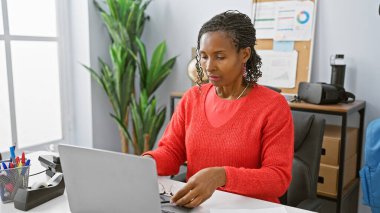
left=236, top=84, right=249, bottom=100
left=215, top=84, right=249, bottom=100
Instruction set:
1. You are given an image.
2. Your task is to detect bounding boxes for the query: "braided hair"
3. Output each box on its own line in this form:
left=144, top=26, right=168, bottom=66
left=195, top=10, right=262, bottom=87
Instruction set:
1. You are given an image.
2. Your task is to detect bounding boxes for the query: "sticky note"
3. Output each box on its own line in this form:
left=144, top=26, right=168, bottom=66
left=273, top=41, right=294, bottom=52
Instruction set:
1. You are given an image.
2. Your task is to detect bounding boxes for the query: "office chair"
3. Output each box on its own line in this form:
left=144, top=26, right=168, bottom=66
left=281, top=111, right=325, bottom=211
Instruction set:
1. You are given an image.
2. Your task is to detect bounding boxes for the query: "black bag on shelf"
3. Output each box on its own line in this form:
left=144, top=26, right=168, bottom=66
left=298, top=82, right=355, bottom=105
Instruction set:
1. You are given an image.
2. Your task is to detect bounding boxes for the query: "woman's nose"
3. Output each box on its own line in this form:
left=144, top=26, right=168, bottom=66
left=205, top=59, right=215, bottom=72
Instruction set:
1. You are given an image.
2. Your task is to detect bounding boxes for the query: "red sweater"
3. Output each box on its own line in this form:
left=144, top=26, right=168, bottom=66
left=144, top=83, right=294, bottom=203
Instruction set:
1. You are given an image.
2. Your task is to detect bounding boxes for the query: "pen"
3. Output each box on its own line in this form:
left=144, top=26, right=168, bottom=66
left=1, top=162, right=7, bottom=170
left=9, top=162, right=14, bottom=169
left=25, top=159, right=30, bottom=167
left=15, top=157, right=20, bottom=166
left=21, top=152, right=25, bottom=165
left=10, top=146, right=16, bottom=162
left=21, top=159, right=31, bottom=176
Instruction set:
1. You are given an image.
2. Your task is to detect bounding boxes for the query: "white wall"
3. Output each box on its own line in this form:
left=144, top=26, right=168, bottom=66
left=68, top=0, right=92, bottom=148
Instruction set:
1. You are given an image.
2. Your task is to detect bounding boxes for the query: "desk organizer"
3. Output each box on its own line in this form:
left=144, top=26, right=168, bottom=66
left=13, top=176, right=65, bottom=211
left=0, top=165, right=30, bottom=203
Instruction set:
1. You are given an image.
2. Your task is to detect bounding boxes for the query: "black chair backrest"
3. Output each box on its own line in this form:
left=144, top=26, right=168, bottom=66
left=286, top=111, right=325, bottom=206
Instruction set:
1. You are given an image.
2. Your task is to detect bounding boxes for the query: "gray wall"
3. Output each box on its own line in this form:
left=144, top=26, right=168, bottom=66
left=313, top=3, right=380, bottom=212
left=313, top=0, right=380, bottom=123
left=87, top=0, right=121, bottom=152
left=68, top=0, right=120, bottom=151
left=141, top=0, right=253, bottom=148
left=141, top=0, right=252, bottom=108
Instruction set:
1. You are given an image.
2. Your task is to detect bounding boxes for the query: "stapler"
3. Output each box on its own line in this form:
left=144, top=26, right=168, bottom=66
left=38, top=155, right=62, bottom=178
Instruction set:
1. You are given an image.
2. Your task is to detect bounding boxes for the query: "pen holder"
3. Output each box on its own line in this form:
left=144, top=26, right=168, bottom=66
left=0, top=165, right=30, bottom=203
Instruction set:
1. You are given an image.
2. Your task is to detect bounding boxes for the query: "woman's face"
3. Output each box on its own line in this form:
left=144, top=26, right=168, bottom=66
left=199, top=31, right=250, bottom=87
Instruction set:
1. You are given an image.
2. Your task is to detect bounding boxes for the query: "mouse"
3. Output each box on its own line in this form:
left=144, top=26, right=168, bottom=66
left=30, top=181, right=49, bottom=190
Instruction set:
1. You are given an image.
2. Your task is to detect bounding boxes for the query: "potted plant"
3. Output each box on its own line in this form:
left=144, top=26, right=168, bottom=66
left=85, top=0, right=177, bottom=154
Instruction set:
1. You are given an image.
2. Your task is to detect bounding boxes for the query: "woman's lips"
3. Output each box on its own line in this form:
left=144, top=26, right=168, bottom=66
left=208, top=76, right=220, bottom=81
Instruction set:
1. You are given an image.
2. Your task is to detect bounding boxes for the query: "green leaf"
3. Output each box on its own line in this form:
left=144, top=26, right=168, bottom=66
left=149, top=108, right=166, bottom=149
left=93, top=0, right=106, bottom=14
left=147, top=56, right=176, bottom=95
left=135, top=38, right=148, bottom=89
left=150, top=41, right=167, bottom=77
left=131, top=97, right=145, bottom=153
left=107, top=0, right=119, bottom=20
left=111, top=113, right=132, bottom=141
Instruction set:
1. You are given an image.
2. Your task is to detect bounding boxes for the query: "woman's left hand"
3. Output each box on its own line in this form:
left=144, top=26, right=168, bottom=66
left=171, top=167, right=226, bottom=208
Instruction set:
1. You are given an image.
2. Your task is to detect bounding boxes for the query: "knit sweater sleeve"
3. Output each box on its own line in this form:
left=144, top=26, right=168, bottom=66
left=221, top=96, right=294, bottom=200
left=142, top=90, right=190, bottom=176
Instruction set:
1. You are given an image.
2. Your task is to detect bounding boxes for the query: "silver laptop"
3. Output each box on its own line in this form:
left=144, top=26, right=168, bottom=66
left=59, top=144, right=189, bottom=213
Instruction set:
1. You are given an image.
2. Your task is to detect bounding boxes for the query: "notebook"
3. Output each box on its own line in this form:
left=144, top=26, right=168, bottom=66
left=58, top=144, right=189, bottom=213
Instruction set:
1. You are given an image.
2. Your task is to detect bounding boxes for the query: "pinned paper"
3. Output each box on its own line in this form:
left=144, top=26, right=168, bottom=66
left=273, top=41, right=294, bottom=52
left=257, top=50, right=298, bottom=88
left=252, top=1, right=314, bottom=41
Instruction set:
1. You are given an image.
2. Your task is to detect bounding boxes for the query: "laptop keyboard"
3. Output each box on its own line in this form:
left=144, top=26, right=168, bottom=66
left=160, top=195, right=191, bottom=213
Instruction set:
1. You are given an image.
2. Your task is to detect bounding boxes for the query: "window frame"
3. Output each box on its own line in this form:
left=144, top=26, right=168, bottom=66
left=0, top=0, right=73, bottom=151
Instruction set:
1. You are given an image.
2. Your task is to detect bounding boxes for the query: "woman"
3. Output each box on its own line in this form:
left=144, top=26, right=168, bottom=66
left=144, top=10, right=294, bottom=208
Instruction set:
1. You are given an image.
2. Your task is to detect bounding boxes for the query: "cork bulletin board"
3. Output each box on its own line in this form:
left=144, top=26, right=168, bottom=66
left=253, top=0, right=317, bottom=94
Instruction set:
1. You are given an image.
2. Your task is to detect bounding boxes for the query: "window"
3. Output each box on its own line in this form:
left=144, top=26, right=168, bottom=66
left=0, top=0, right=68, bottom=151
left=0, top=40, right=12, bottom=152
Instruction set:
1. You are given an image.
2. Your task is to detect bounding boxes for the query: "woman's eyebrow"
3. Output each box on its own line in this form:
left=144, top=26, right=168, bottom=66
left=214, top=50, right=226, bottom=54
left=200, top=49, right=226, bottom=54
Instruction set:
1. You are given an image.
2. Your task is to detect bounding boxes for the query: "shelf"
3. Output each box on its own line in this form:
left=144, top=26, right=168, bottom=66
left=288, top=100, right=366, bottom=114
left=317, top=178, right=360, bottom=200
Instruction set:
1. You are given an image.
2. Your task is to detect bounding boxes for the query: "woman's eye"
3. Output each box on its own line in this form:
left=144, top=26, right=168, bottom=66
left=216, top=56, right=225, bottom=60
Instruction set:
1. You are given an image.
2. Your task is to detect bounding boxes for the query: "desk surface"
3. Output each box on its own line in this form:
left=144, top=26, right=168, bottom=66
left=1, top=151, right=313, bottom=213
left=289, top=100, right=365, bottom=114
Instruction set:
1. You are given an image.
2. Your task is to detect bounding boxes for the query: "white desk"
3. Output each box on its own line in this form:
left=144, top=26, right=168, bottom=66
left=1, top=152, right=314, bottom=213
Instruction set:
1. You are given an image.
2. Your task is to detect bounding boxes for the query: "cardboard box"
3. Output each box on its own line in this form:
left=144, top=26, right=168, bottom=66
left=317, top=154, right=357, bottom=197
left=320, top=125, right=358, bottom=166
